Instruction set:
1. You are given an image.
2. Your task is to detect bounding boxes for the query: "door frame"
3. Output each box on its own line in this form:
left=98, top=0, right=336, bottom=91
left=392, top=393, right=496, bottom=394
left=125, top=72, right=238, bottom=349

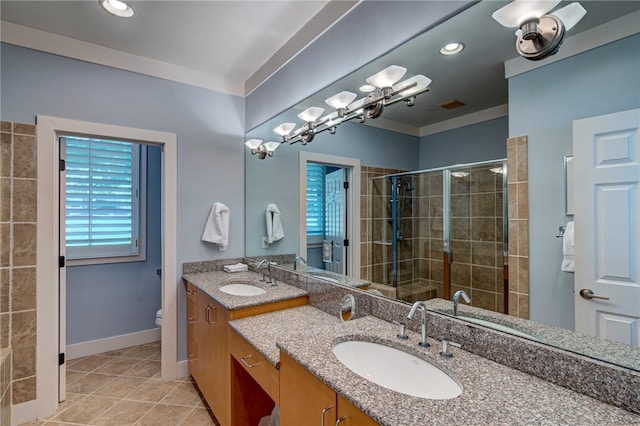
left=298, top=152, right=360, bottom=277
left=35, top=116, right=178, bottom=419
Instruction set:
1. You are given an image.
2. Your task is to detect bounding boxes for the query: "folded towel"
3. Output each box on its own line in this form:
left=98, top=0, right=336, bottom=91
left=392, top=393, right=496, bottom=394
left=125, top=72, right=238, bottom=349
left=561, top=221, right=575, bottom=272
left=202, top=203, right=230, bottom=251
left=223, top=263, right=248, bottom=273
left=266, top=203, right=284, bottom=244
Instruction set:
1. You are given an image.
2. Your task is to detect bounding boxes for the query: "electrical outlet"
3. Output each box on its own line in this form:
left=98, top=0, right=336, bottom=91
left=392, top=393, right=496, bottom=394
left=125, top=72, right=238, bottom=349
left=262, top=236, right=269, bottom=248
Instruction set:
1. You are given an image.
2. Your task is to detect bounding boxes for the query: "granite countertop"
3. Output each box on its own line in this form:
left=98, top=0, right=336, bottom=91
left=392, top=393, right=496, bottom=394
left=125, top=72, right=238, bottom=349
left=230, top=305, right=640, bottom=426
left=182, top=270, right=308, bottom=310
left=425, top=298, right=640, bottom=371
left=279, top=264, right=371, bottom=288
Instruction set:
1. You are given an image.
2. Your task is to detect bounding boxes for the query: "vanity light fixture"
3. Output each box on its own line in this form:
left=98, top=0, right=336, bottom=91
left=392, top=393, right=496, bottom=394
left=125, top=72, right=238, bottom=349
left=273, top=123, right=295, bottom=142
left=297, top=107, right=324, bottom=145
left=359, top=84, right=376, bottom=93
left=246, top=65, right=432, bottom=159
left=451, top=171, right=469, bottom=178
left=492, top=0, right=586, bottom=61
left=100, top=0, right=135, bottom=17
left=440, top=42, right=464, bottom=55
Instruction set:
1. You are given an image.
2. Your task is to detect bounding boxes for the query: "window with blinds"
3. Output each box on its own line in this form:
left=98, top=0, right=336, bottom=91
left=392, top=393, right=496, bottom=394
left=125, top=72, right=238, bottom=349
left=62, top=136, right=145, bottom=263
left=306, top=163, right=325, bottom=237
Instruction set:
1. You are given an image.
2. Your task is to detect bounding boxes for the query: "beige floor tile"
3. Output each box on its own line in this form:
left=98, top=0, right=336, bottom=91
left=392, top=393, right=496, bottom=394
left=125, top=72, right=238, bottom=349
left=122, top=360, right=161, bottom=378
left=94, top=358, right=141, bottom=375
left=102, top=347, right=134, bottom=357
left=127, top=379, right=180, bottom=403
left=68, top=355, right=113, bottom=372
left=135, top=403, right=192, bottom=426
left=146, top=348, right=161, bottom=361
left=53, top=395, right=118, bottom=424
left=179, top=407, right=219, bottom=426
left=66, top=373, right=114, bottom=395
left=66, top=356, right=87, bottom=367
left=160, top=382, right=204, bottom=407
left=93, top=376, right=147, bottom=399
left=17, top=421, right=45, bottom=425
left=66, top=369, right=87, bottom=385
left=143, top=341, right=161, bottom=348
left=122, top=345, right=158, bottom=360
left=90, top=399, right=155, bottom=425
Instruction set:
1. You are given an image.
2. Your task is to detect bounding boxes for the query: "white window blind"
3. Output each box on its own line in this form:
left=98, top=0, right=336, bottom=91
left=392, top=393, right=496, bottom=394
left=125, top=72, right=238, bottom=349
left=62, top=136, right=142, bottom=261
left=306, top=163, right=325, bottom=237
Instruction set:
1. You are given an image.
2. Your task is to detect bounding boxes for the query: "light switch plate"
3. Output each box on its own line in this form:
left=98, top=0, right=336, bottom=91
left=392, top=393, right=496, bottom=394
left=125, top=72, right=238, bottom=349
left=262, top=236, right=268, bottom=248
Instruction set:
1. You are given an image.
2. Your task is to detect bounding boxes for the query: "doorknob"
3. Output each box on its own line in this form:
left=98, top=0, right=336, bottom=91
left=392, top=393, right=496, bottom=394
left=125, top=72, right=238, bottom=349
left=579, top=289, right=610, bottom=301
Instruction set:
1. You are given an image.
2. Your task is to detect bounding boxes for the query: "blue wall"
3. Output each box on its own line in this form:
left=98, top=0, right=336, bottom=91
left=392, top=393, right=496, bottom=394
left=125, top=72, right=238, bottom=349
left=509, top=34, right=640, bottom=329
left=418, top=116, right=508, bottom=169
left=1, top=43, right=245, bottom=360
left=66, top=145, right=162, bottom=345
left=245, top=117, right=420, bottom=257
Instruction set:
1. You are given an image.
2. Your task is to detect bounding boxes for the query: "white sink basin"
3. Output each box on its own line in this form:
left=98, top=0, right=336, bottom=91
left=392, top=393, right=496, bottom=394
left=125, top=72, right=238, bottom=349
left=459, top=316, right=539, bottom=341
left=218, top=283, right=266, bottom=296
left=332, top=340, right=462, bottom=400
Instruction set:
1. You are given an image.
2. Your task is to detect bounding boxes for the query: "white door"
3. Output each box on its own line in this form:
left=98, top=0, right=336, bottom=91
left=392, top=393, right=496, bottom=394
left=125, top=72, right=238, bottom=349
left=573, top=108, right=640, bottom=347
left=324, top=169, right=346, bottom=274
left=58, top=138, right=68, bottom=401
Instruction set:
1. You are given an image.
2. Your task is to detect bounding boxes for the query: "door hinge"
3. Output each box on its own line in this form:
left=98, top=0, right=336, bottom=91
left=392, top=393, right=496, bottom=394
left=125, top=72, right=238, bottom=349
left=59, top=256, right=65, bottom=268
left=343, top=239, right=349, bottom=247
left=343, top=181, right=349, bottom=190
left=59, top=159, right=66, bottom=171
left=59, top=353, right=65, bottom=366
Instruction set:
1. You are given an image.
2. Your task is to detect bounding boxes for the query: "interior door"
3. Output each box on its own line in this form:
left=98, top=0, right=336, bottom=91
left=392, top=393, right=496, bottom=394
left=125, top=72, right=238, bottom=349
left=573, top=108, right=640, bottom=347
left=58, top=138, right=67, bottom=402
left=324, top=168, right=346, bottom=274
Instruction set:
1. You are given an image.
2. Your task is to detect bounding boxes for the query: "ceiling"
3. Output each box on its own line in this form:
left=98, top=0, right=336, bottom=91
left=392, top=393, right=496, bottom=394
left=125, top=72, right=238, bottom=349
left=0, top=0, right=354, bottom=93
left=1, top=1, right=639, bottom=132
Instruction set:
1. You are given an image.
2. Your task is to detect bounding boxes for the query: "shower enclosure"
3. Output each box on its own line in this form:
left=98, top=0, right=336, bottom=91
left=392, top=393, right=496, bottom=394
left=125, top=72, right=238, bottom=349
left=369, top=160, right=508, bottom=313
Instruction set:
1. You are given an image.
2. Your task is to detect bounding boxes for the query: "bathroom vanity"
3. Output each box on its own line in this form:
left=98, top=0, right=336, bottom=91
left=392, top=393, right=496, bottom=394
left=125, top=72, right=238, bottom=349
left=183, top=262, right=639, bottom=425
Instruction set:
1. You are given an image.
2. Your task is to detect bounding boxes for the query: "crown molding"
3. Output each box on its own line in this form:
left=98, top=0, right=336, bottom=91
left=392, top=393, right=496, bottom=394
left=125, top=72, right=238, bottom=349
left=419, top=104, right=509, bottom=137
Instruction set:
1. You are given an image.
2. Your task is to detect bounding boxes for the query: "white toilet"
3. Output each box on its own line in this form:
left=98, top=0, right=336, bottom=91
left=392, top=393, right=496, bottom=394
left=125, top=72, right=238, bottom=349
left=155, top=309, right=162, bottom=328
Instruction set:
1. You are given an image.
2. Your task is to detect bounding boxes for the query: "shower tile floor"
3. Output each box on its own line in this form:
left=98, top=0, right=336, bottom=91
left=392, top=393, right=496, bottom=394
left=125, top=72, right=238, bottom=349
left=22, top=342, right=219, bottom=426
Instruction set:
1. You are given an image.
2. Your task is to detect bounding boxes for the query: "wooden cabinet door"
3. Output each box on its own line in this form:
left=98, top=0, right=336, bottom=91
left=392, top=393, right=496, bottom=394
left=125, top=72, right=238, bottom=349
left=197, top=290, right=230, bottom=426
left=280, top=352, right=337, bottom=426
left=336, top=395, right=378, bottom=426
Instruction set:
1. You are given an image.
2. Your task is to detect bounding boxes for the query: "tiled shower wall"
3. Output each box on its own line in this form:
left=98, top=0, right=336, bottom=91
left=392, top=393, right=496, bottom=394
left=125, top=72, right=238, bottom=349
left=448, top=165, right=505, bottom=313
left=507, top=136, right=530, bottom=319
left=0, top=121, right=38, bottom=409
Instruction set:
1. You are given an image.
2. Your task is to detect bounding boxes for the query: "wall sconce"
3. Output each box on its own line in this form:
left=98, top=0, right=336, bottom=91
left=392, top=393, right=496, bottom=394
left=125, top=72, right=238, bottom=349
left=245, top=65, right=432, bottom=158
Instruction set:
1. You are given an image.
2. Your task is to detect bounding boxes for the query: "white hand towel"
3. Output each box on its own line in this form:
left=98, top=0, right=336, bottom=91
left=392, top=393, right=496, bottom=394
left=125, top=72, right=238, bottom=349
left=561, top=221, right=575, bottom=272
left=223, top=263, right=248, bottom=273
left=201, top=203, right=230, bottom=251
left=266, top=203, right=284, bottom=244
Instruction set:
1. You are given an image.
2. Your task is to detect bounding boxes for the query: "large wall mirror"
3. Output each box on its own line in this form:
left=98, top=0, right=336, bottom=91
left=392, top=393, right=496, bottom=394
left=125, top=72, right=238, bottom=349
left=245, top=0, right=640, bottom=372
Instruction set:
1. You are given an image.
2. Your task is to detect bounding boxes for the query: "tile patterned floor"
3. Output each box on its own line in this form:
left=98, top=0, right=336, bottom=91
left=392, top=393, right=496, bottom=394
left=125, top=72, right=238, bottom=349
left=22, top=342, right=219, bottom=426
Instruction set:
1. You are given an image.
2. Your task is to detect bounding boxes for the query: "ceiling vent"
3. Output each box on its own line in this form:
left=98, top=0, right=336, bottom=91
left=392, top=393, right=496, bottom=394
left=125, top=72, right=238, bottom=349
left=439, top=100, right=465, bottom=109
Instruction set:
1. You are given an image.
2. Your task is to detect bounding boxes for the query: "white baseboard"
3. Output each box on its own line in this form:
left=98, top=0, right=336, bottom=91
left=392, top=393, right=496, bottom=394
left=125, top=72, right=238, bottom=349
left=176, top=360, right=190, bottom=380
left=66, top=328, right=161, bottom=360
left=12, top=400, right=36, bottom=426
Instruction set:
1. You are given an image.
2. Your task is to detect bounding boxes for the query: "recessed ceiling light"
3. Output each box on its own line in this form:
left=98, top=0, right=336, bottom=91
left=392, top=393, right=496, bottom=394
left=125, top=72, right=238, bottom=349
left=359, top=84, right=376, bottom=93
left=100, top=0, right=134, bottom=18
left=440, top=42, right=464, bottom=55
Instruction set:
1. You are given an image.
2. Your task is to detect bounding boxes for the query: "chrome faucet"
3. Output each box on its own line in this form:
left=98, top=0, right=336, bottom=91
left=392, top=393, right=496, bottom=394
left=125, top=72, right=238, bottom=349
left=256, top=259, right=276, bottom=284
left=453, top=290, right=471, bottom=317
left=407, top=301, right=430, bottom=348
left=293, top=256, right=307, bottom=271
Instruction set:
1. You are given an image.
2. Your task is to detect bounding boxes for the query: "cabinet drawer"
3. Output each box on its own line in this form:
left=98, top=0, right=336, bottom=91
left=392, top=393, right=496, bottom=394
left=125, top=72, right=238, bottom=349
left=229, top=329, right=279, bottom=404
left=187, top=298, right=197, bottom=323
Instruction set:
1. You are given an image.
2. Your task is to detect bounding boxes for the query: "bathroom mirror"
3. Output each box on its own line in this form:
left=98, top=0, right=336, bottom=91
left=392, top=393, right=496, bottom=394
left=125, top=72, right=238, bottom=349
left=245, top=0, right=640, bottom=371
